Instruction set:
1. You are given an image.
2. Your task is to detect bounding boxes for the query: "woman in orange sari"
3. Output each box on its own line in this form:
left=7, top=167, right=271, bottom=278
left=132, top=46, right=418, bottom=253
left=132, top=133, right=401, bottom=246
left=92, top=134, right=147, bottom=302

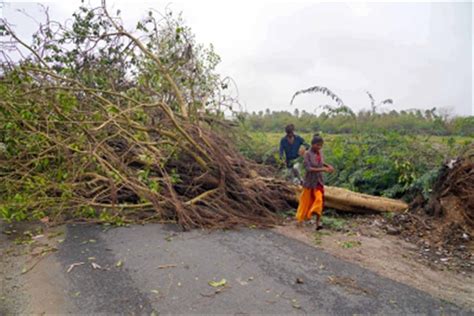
left=295, top=134, right=334, bottom=230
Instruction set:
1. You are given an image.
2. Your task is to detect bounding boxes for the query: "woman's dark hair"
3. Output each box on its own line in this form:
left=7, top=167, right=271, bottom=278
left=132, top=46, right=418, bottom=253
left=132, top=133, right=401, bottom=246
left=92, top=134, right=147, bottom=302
left=311, top=133, right=324, bottom=145
left=285, top=124, right=295, bottom=135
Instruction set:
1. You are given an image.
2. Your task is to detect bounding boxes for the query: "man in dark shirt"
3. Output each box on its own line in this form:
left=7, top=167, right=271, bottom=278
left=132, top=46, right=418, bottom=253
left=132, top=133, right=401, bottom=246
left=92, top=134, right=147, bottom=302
left=279, top=125, right=309, bottom=185
left=279, top=124, right=308, bottom=167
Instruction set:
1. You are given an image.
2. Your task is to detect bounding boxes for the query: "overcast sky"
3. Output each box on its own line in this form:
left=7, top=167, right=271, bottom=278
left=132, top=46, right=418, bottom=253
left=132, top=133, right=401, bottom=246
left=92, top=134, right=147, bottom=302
left=2, top=0, right=473, bottom=116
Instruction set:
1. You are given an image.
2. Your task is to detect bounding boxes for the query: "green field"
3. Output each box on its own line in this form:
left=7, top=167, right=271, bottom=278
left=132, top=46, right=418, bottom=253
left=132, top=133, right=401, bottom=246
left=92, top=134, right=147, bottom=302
left=250, top=132, right=472, bottom=149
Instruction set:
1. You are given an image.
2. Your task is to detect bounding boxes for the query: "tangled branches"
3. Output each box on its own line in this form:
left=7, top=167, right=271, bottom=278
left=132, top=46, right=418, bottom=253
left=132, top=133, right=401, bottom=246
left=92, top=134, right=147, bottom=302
left=0, top=3, right=294, bottom=228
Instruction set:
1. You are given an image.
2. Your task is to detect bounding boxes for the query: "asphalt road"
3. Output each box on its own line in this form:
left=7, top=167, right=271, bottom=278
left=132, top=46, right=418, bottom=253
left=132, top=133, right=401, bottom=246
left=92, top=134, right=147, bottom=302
left=1, top=223, right=466, bottom=314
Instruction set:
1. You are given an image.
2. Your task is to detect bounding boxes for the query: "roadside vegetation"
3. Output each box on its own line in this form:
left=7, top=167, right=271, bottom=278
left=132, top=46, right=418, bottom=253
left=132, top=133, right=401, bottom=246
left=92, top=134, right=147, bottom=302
left=237, top=130, right=472, bottom=199
left=241, top=107, right=473, bottom=136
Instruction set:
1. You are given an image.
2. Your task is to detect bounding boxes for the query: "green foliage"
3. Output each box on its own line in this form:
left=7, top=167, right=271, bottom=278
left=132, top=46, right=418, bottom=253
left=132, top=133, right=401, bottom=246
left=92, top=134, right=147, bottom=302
left=313, top=231, right=330, bottom=245
left=341, top=240, right=361, bottom=249
left=0, top=4, right=227, bottom=223
left=240, top=109, right=474, bottom=136
left=290, top=86, right=345, bottom=107
left=319, top=132, right=459, bottom=197
left=321, top=216, right=347, bottom=231
left=449, top=116, right=474, bottom=136
left=239, top=131, right=471, bottom=199
left=99, top=211, right=127, bottom=226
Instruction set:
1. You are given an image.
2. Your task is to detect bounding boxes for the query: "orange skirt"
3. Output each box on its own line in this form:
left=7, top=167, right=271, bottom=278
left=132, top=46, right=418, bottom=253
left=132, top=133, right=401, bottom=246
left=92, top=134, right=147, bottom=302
left=295, top=186, right=324, bottom=222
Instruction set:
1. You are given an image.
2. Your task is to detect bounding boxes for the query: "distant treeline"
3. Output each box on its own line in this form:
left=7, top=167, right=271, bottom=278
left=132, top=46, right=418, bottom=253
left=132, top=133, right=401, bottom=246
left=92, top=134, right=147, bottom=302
left=240, top=108, right=474, bottom=136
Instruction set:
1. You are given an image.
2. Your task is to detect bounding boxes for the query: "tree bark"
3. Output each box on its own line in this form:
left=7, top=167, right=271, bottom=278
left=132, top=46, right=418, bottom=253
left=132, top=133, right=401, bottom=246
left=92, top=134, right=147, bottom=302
left=294, top=185, right=408, bottom=213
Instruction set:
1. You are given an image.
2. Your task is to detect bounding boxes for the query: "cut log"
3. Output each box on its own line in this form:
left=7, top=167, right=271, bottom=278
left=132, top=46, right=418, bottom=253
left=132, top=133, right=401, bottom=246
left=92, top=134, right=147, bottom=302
left=243, top=175, right=408, bottom=213
left=294, top=185, right=408, bottom=213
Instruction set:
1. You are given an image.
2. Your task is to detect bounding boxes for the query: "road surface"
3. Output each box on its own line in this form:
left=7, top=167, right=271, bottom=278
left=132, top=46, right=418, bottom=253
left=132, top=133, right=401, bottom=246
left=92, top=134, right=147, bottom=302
left=0, top=223, right=465, bottom=314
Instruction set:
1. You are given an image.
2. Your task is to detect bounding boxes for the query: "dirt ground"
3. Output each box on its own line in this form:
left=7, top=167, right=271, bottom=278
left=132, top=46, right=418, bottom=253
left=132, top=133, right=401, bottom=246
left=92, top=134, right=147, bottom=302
left=274, top=214, right=474, bottom=309
left=0, top=222, right=70, bottom=314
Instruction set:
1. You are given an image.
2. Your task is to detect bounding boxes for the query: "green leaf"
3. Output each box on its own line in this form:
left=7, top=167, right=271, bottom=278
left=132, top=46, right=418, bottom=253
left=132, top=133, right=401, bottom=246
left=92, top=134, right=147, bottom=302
left=208, top=278, right=227, bottom=287
left=107, top=105, right=120, bottom=114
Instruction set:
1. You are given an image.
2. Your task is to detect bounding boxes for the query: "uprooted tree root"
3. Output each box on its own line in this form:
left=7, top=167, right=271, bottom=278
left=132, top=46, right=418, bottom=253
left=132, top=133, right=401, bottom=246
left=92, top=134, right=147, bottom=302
left=0, top=3, right=297, bottom=229
left=390, top=148, right=474, bottom=271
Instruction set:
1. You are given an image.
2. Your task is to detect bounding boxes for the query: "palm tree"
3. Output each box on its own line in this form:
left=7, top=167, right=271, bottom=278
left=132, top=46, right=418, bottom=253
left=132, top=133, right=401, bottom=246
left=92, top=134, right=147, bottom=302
left=366, top=91, right=393, bottom=115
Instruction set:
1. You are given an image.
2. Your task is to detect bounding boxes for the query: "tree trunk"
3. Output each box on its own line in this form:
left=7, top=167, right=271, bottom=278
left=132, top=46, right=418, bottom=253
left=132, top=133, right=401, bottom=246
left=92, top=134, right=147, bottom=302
left=294, top=185, right=408, bottom=213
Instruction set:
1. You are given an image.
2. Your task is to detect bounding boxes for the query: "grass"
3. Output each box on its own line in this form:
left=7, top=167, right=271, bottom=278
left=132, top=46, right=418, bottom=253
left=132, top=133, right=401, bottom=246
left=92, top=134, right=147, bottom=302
left=322, top=216, right=347, bottom=231
left=313, top=231, right=330, bottom=245
left=341, top=240, right=362, bottom=249
left=383, top=212, right=394, bottom=220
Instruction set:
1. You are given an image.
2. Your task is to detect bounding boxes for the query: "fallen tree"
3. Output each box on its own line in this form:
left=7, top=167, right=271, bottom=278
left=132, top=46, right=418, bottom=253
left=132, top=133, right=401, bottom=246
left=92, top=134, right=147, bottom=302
left=323, top=186, right=408, bottom=213
left=248, top=177, right=408, bottom=213
left=0, top=3, right=299, bottom=228
left=0, top=2, right=411, bottom=229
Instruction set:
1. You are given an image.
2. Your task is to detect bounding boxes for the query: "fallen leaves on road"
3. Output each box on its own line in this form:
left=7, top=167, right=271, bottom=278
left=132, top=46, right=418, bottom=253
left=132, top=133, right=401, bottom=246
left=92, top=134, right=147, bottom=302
left=164, top=233, right=177, bottom=242
left=158, top=264, right=177, bottom=269
left=291, top=299, right=301, bottom=309
left=208, top=279, right=227, bottom=287
left=67, top=262, right=85, bottom=273
left=236, top=277, right=249, bottom=286
left=91, top=262, right=102, bottom=270
left=201, top=278, right=230, bottom=298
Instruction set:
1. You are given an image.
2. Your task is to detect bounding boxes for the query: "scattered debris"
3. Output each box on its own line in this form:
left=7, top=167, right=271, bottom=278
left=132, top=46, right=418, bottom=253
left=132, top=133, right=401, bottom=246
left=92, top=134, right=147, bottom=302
left=67, top=262, right=85, bottom=273
left=116, top=260, right=123, bottom=268
left=296, top=278, right=304, bottom=284
left=236, top=278, right=248, bottom=286
left=388, top=155, right=474, bottom=273
left=91, top=262, right=102, bottom=270
left=291, top=299, right=301, bottom=309
left=386, top=225, right=400, bottom=235
left=208, top=279, right=227, bottom=288
left=158, top=264, right=177, bottom=269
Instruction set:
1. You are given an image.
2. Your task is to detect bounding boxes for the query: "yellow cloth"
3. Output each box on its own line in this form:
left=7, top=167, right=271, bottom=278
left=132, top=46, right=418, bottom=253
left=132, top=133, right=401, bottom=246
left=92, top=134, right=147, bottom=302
left=295, top=187, right=323, bottom=222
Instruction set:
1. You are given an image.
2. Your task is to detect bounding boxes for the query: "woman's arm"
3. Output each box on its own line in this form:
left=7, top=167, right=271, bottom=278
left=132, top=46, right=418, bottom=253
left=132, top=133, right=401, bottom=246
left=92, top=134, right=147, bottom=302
left=323, top=162, right=334, bottom=170
left=309, top=167, right=328, bottom=172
